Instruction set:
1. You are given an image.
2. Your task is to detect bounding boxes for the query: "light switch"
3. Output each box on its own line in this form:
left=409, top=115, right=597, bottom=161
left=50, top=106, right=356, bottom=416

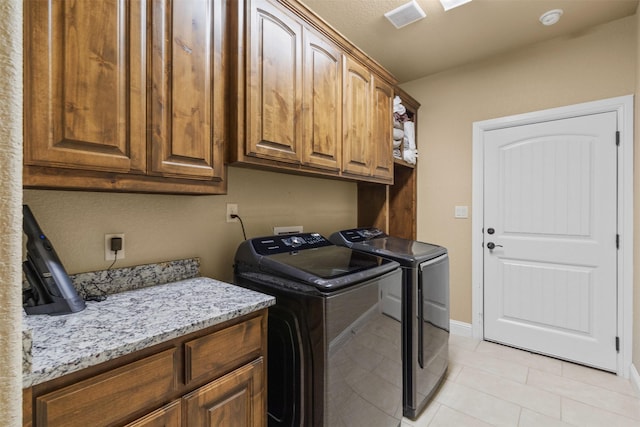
left=454, top=205, right=468, bottom=219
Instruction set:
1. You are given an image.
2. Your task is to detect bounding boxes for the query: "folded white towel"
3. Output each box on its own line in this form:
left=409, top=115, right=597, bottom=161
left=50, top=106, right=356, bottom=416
left=393, top=128, right=404, bottom=141
left=403, top=148, right=417, bottom=165
left=394, top=104, right=406, bottom=115
left=393, top=148, right=402, bottom=159
left=393, top=138, right=402, bottom=148
left=404, top=121, right=416, bottom=150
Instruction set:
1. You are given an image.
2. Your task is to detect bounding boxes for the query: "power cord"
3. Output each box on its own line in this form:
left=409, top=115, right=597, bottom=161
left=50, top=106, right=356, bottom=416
left=231, top=214, right=247, bottom=240
left=106, top=250, right=118, bottom=278
left=85, top=238, right=121, bottom=302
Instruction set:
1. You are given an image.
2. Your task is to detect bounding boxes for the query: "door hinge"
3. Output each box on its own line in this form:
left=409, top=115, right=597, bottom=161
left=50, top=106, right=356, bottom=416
left=616, top=234, right=620, bottom=249
left=616, top=336, right=620, bottom=352
left=616, top=131, right=620, bottom=146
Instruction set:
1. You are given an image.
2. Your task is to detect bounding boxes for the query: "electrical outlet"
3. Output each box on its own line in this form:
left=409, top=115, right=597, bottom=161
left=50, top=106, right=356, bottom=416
left=226, top=203, right=239, bottom=223
left=104, top=233, right=125, bottom=261
left=274, top=226, right=303, bottom=235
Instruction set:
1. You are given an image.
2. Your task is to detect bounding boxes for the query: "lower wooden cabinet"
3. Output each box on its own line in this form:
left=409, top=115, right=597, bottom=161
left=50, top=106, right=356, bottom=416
left=183, top=358, right=264, bottom=427
left=24, top=310, right=267, bottom=427
left=125, top=401, right=182, bottom=427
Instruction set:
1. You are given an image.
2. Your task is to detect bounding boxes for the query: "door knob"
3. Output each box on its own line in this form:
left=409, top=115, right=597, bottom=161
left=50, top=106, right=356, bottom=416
left=486, top=242, right=503, bottom=250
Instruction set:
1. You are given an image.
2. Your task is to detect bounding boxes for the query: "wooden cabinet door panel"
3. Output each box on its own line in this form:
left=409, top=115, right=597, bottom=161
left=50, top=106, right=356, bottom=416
left=302, top=29, right=342, bottom=171
left=371, top=76, right=394, bottom=181
left=124, top=400, right=181, bottom=427
left=248, top=0, right=303, bottom=163
left=183, top=358, right=265, bottom=427
left=24, top=0, right=146, bottom=173
left=150, top=0, right=225, bottom=180
left=342, top=57, right=371, bottom=177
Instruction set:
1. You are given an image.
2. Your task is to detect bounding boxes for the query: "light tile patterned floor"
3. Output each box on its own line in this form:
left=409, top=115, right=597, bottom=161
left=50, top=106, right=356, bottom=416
left=402, top=335, right=640, bottom=427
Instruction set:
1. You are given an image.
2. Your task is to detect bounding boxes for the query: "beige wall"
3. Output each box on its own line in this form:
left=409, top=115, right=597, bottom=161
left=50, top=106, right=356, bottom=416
left=24, top=166, right=357, bottom=282
left=0, top=1, right=22, bottom=425
left=401, top=15, right=637, bottom=324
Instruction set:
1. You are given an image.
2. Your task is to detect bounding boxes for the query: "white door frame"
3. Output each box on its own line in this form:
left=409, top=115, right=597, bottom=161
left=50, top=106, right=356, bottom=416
left=471, top=95, right=634, bottom=377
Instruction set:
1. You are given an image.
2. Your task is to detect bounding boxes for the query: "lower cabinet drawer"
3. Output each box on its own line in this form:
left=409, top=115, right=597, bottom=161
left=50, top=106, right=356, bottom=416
left=36, top=349, right=177, bottom=427
left=184, top=315, right=262, bottom=385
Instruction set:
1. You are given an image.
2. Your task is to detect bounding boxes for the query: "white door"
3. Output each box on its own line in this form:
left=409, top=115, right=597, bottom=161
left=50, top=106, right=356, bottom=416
left=483, top=111, right=618, bottom=372
left=381, top=277, right=402, bottom=321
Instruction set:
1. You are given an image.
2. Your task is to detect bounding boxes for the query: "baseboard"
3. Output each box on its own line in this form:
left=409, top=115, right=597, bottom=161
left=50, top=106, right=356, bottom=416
left=630, top=363, right=640, bottom=397
left=450, top=320, right=473, bottom=337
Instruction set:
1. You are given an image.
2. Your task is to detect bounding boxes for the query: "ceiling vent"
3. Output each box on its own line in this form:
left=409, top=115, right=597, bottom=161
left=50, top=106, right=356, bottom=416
left=439, top=0, right=473, bottom=12
left=384, top=1, right=427, bottom=29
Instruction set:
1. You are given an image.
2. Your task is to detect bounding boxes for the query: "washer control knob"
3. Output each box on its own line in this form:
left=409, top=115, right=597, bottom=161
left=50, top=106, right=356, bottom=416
left=289, top=236, right=305, bottom=248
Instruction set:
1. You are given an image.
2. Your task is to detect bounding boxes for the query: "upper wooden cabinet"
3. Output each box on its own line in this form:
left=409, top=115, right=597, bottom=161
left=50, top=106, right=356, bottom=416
left=246, top=0, right=303, bottom=164
left=24, top=0, right=146, bottom=174
left=342, top=57, right=372, bottom=177
left=342, top=58, right=394, bottom=182
left=302, top=28, right=342, bottom=171
left=230, top=0, right=396, bottom=184
left=371, top=76, right=394, bottom=181
left=24, top=0, right=227, bottom=194
left=149, top=0, right=226, bottom=181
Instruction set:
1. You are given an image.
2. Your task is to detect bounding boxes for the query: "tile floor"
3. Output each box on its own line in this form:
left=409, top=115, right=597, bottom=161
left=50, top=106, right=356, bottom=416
left=402, top=334, right=640, bottom=427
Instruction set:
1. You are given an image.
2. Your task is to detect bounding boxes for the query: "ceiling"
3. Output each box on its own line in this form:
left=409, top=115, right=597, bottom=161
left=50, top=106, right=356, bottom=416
left=300, top=0, right=639, bottom=82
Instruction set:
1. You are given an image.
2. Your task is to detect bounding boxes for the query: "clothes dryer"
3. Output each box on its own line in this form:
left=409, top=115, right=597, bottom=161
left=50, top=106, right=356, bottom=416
left=330, top=227, right=449, bottom=420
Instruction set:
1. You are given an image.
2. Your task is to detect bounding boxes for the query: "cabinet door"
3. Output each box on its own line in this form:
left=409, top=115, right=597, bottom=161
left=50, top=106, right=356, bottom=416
left=301, top=29, right=342, bottom=171
left=183, top=358, right=265, bottom=427
left=24, top=0, right=146, bottom=173
left=124, top=400, right=181, bottom=427
left=150, top=0, right=225, bottom=180
left=342, top=57, right=371, bottom=177
left=371, top=76, right=394, bottom=181
left=247, top=0, right=303, bottom=164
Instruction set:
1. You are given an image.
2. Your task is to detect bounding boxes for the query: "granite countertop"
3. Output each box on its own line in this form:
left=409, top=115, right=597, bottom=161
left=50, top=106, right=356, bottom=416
left=23, top=277, right=275, bottom=388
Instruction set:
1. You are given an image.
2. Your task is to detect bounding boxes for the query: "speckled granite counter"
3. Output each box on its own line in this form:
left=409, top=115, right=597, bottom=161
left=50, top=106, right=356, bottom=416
left=23, top=277, right=274, bottom=388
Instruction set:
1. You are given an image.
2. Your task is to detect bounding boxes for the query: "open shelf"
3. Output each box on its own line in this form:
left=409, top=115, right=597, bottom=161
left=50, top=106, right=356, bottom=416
left=357, top=86, right=419, bottom=240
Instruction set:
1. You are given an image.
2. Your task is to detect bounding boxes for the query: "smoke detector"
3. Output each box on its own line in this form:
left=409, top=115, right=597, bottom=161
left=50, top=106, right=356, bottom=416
left=540, top=9, right=563, bottom=26
left=384, top=0, right=427, bottom=29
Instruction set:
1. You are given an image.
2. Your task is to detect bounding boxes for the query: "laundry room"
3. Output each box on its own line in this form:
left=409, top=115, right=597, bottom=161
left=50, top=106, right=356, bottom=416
left=4, top=0, right=640, bottom=426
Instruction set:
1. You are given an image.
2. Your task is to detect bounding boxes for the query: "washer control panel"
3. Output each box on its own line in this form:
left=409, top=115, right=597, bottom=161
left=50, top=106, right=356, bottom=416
left=252, top=233, right=332, bottom=255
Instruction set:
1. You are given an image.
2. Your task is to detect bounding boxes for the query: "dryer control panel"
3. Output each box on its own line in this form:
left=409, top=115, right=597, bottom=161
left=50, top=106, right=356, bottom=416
left=337, top=227, right=387, bottom=243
